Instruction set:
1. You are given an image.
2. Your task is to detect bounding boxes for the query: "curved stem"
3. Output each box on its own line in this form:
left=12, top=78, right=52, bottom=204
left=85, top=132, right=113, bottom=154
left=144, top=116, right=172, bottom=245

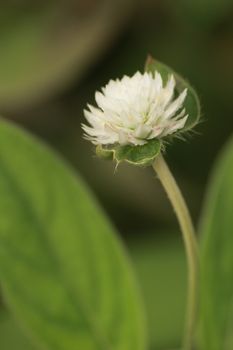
left=152, top=154, right=198, bottom=350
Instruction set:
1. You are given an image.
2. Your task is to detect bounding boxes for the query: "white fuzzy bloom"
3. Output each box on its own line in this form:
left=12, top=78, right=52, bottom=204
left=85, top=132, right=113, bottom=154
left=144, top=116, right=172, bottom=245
left=82, top=71, right=188, bottom=146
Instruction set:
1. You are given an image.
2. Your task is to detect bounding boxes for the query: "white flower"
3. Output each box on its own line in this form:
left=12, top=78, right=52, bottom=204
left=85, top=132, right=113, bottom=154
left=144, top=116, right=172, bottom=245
left=82, top=71, right=188, bottom=146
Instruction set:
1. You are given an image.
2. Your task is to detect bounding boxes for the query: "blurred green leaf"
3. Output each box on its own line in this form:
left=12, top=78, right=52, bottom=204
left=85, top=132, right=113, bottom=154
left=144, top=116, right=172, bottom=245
left=0, top=311, right=36, bottom=350
left=0, top=1, right=134, bottom=111
left=145, top=56, right=201, bottom=132
left=0, top=119, right=146, bottom=350
left=199, top=135, right=233, bottom=350
left=128, top=234, right=186, bottom=349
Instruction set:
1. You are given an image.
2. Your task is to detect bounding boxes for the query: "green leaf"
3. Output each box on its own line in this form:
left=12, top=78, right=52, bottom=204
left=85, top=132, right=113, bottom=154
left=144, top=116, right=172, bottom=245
left=145, top=56, right=201, bottom=131
left=0, top=119, right=146, bottom=350
left=96, top=139, right=161, bottom=167
left=0, top=311, right=36, bottom=350
left=199, top=135, right=233, bottom=350
left=128, top=233, right=186, bottom=349
left=0, top=1, right=135, bottom=111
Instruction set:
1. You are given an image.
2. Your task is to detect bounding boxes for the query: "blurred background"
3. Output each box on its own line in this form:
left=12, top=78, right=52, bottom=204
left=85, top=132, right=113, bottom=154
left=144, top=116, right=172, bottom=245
left=0, top=0, right=233, bottom=349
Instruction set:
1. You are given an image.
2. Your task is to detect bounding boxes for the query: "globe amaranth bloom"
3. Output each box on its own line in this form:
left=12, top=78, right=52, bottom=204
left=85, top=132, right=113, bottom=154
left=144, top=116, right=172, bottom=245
left=82, top=71, right=188, bottom=146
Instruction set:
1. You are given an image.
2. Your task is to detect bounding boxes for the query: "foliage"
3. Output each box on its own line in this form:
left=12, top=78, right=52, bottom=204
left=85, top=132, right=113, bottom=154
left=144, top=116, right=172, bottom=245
left=199, top=135, right=233, bottom=350
left=0, top=119, right=146, bottom=350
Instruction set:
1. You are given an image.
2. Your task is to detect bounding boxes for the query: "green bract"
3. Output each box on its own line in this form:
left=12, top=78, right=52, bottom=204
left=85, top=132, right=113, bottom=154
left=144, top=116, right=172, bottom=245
left=96, top=139, right=161, bottom=167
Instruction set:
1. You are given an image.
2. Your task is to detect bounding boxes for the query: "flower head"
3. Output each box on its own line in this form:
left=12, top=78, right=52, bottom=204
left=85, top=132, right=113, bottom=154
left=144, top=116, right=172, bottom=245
left=82, top=71, right=188, bottom=146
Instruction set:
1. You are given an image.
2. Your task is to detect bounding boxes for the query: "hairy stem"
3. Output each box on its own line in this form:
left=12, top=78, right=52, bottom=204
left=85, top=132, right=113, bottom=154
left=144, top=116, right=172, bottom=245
left=152, top=154, right=198, bottom=350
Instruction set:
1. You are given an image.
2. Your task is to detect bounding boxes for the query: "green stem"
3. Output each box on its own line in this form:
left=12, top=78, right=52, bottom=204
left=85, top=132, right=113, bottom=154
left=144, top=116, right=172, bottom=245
left=152, top=154, right=198, bottom=350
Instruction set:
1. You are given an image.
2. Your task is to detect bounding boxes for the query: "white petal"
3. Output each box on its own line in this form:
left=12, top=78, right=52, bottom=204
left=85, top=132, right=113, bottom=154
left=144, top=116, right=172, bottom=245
left=82, top=124, right=103, bottom=136
left=159, top=74, right=175, bottom=108
left=163, top=89, right=187, bottom=120
left=118, top=131, right=129, bottom=145
left=83, top=71, right=188, bottom=145
left=134, top=124, right=151, bottom=139
left=154, top=72, right=163, bottom=91
left=162, top=114, right=188, bottom=136
left=84, top=109, right=103, bottom=128
left=95, top=92, right=115, bottom=111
